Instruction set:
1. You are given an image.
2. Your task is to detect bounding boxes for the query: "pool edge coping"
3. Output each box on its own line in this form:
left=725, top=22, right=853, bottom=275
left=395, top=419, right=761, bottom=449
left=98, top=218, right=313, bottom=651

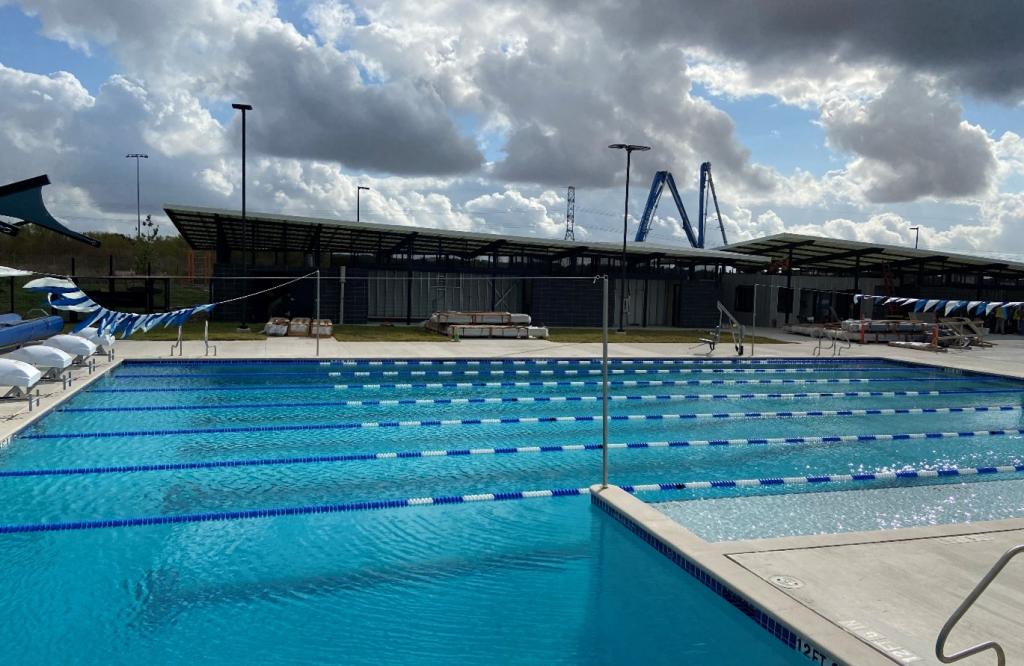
left=0, top=357, right=123, bottom=446
left=591, top=484, right=894, bottom=666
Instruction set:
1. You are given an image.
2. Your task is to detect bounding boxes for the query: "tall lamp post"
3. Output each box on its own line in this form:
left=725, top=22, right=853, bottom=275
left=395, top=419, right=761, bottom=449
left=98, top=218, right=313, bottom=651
left=357, top=185, right=369, bottom=222
left=232, top=103, right=253, bottom=331
left=909, top=225, right=920, bottom=249
left=125, top=153, right=148, bottom=237
left=608, top=143, right=650, bottom=332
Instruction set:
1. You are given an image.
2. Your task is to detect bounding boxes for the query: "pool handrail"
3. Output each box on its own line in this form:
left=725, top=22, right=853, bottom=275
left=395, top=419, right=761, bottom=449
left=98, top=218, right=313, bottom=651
left=935, top=543, right=1024, bottom=665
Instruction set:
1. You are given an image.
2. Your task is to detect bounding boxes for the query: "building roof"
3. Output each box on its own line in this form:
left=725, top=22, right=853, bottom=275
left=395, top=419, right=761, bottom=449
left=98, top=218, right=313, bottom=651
left=164, top=204, right=768, bottom=267
left=721, top=233, right=1024, bottom=278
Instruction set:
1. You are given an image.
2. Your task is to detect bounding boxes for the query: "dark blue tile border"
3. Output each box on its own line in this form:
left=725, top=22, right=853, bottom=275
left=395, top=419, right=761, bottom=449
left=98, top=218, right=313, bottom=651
left=592, top=492, right=845, bottom=666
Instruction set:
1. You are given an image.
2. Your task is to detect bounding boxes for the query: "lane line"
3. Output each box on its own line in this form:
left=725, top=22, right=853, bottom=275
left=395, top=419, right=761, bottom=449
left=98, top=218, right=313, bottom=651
left=84, top=376, right=993, bottom=394
left=3, top=461, right=1022, bottom=534
left=58, top=387, right=1024, bottom=413
left=5, top=428, right=1022, bottom=478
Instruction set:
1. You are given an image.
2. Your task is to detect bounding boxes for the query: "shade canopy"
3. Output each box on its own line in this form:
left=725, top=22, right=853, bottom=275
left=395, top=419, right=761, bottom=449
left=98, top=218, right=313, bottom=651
left=721, top=233, right=1024, bottom=279
left=0, top=175, right=100, bottom=246
left=165, top=204, right=768, bottom=269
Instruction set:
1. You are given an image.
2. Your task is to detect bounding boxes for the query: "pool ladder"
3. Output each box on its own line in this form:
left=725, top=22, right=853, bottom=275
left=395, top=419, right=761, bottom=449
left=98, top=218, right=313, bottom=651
left=811, top=329, right=851, bottom=357
left=936, top=544, right=1024, bottom=664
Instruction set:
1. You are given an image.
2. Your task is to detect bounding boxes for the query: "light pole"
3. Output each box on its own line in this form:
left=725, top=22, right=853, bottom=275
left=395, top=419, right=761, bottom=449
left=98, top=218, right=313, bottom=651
left=608, top=143, right=650, bottom=332
left=125, top=153, right=148, bottom=237
left=909, top=225, right=920, bottom=249
left=232, top=103, right=253, bottom=331
left=357, top=185, right=369, bottom=222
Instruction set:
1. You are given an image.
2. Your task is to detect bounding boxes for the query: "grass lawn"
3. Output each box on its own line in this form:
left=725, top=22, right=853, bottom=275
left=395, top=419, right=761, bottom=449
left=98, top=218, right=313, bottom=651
left=333, top=324, right=441, bottom=341
left=547, top=328, right=787, bottom=344
left=62, top=320, right=266, bottom=341
left=51, top=319, right=789, bottom=344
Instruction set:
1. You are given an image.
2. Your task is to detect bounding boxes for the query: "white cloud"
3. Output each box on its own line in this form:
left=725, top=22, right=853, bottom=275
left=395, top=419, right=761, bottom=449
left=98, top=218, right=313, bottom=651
left=1, top=0, right=1023, bottom=256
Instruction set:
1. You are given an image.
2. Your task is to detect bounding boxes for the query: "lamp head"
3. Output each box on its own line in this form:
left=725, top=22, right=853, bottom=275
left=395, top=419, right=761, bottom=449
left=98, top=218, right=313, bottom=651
left=608, top=143, right=651, bottom=152
left=231, top=103, right=253, bottom=111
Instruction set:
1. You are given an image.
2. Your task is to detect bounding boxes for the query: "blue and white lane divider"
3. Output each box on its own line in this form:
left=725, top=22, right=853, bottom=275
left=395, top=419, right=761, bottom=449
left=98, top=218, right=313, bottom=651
left=3, top=462, right=1023, bottom=534
left=620, top=463, right=1024, bottom=492
left=5, top=429, right=1023, bottom=479
left=56, top=387, right=1024, bottom=413
left=122, top=357, right=907, bottom=367
left=111, top=365, right=916, bottom=380
left=85, top=375, right=988, bottom=394
left=20, top=405, right=1023, bottom=440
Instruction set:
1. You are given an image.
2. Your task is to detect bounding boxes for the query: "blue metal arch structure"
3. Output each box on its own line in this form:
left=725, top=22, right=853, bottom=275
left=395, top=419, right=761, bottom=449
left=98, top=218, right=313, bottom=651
left=635, top=162, right=727, bottom=248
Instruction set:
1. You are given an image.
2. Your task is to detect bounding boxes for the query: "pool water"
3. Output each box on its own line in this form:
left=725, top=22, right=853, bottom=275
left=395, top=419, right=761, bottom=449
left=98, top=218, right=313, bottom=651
left=1, top=357, right=1022, bottom=664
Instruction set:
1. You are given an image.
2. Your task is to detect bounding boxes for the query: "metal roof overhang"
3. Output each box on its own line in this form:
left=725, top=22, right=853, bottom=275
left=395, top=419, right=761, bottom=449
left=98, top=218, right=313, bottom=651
left=165, top=205, right=769, bottom=268
left=721, top=233, right=1024, bottom=279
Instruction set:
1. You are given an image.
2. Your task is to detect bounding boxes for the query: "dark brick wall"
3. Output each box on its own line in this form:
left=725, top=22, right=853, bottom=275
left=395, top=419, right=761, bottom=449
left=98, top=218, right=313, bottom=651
left=342, top=268, right=368, bottom=324
left=529, top=279, right=606, bottom=327
left=210, top=265, right=369, bottom=324
left=678, top=281, right=720, bottom=328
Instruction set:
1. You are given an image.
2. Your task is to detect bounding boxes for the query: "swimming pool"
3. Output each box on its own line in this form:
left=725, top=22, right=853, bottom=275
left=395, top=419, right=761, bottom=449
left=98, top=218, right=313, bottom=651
left=1, top=356, right=1021, bottom=663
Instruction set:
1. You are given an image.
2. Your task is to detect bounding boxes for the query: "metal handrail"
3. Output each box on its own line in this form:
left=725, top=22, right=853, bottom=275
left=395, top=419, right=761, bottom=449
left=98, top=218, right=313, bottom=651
left=203, top=320, right=217, bottom=356
left=936, top=544, right=1024, bottom=664
left=170, top=325, right=183, bottom=357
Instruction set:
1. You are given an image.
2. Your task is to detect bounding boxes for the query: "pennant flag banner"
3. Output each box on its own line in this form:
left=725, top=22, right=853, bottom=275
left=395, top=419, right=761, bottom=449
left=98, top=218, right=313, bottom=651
left=23, top=276, right=215, bottom=338
left=853, top=293, right=1024, bottom=318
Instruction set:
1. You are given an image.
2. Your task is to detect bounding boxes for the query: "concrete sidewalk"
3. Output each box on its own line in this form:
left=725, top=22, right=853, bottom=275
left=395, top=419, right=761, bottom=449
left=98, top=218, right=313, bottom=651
left=112, top=328, right=1024, bottom=379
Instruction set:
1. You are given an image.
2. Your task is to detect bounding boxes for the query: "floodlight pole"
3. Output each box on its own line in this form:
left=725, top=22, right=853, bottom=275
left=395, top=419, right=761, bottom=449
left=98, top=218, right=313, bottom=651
left=910, top=226, right=920, bottom=249
left=232, top=103, right=253, bottom=331
left=357, top=186, right=369, bottom=223
left=608, top=143, right=650, bottom=332
left=126, top=154, right=148, bottom=237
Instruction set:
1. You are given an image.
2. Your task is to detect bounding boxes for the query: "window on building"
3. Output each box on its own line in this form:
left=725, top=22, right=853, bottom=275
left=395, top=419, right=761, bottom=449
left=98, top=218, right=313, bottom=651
left=734, top=285, right=754, bottom=312
left=777, top=287, right=793, bottom=314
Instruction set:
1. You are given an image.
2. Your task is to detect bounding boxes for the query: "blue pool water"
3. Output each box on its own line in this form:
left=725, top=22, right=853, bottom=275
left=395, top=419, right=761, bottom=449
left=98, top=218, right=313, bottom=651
left=1, top=357, right=1022, bottom=664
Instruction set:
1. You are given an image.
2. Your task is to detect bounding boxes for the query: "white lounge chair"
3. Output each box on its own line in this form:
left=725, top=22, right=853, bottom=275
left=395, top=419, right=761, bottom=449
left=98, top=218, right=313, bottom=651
left=74, top=327, right=115, bottom=358
left=42, top=334, right=98, bottom=365
left=1, top=345, right=74, bottom=385
left=0, top=358, right=42, bottom=410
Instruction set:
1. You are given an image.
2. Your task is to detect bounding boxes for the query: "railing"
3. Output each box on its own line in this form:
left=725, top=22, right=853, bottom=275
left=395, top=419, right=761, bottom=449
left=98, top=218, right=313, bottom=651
left=812, top=329, right=851, bottom=357
left=936, top=544, right=1024, bottom=664
left=170, top=325, right=183, bottom=357
left=203, top=320, right=217, bottom=357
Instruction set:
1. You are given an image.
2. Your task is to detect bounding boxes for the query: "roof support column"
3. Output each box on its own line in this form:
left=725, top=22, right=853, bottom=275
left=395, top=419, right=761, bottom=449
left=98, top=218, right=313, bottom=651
left=406, top=251, right=413, bottom=326
left=785, top=247, right=794, bottom=324
left=490, top=253, right=497, bottom=311
left=642, top=275, right=649, bottom=328
left=853, top=256, right=861, bottom=318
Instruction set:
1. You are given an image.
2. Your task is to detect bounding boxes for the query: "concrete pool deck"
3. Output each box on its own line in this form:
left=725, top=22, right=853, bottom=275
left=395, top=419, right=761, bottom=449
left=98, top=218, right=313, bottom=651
left=65, top=326, right=1024, bottom=377
left=596, top=485, right=1024, bottom=665
left=2, top=331, right=1023, bottom=664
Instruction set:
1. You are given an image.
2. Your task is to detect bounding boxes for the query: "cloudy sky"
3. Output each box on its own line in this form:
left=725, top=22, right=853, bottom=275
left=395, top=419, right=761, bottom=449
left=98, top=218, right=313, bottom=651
left=1, top=0, right=1022, bottom=257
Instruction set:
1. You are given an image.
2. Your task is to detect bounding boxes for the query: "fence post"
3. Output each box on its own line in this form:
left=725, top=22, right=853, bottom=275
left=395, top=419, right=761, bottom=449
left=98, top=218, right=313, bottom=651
left=315, top=270, right=321, bottom=358
left=751, top=283, right=757, bottom=357
left=602, top=275, right=610, bottom=489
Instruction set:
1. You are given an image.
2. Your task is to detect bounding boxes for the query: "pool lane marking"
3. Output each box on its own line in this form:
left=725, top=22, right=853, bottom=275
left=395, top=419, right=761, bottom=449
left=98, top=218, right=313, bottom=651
left=5, top=429, right=1023, bottom=478
left=58, top=387, right=1024, bottom=413
left=20, top=405, right=1024, bottom=440
left=3, top=461, right=1023, bottom=534
left=85, top=375, right=993, bottom=394
left=112, top=365, right=921, bottom=380
left=124, top=357, right=904, bottom=367
left=621, top=463, right=1024, bottom=492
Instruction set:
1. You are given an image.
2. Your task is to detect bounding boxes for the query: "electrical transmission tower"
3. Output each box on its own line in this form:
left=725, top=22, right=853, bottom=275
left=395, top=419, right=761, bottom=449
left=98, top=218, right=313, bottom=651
left=564, top=185, right=576, bottom=241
